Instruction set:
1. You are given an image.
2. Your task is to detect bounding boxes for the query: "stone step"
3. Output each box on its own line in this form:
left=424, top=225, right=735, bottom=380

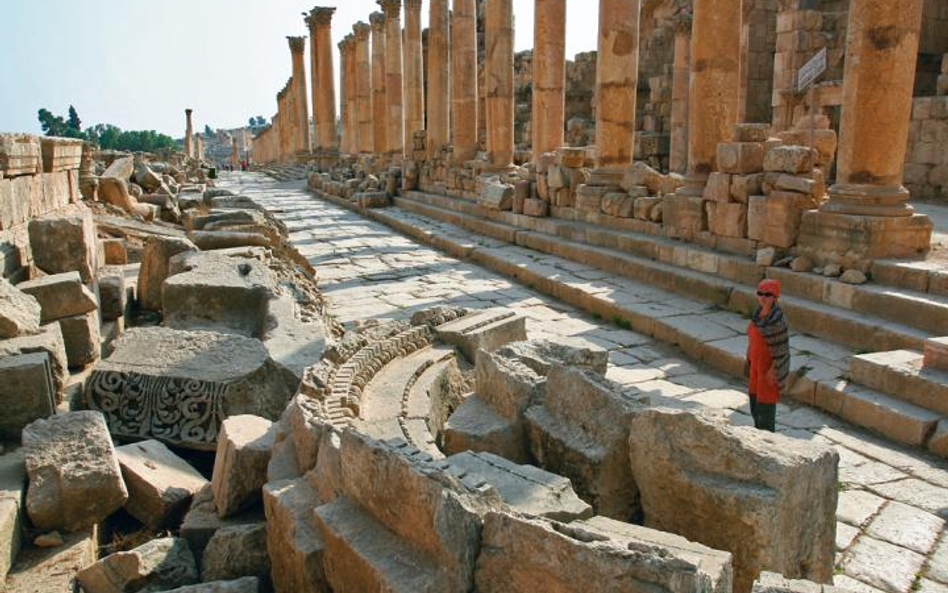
left=401, top=190, right=948, bottom=337
left=871, top=258, right=948, bottom=299
left=849, top=350, right=948, bottom=416
left=396, top=193, right=930, bottom=353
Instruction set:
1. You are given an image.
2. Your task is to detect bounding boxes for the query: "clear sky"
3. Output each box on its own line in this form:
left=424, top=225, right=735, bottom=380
left=1, top=0, right=599, bottom=138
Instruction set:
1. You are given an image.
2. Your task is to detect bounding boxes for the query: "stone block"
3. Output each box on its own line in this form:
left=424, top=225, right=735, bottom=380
left=547, top=165, right=567, bottom=189
left=212, top=415, right=276, bottom=518
left=557, top=147, right=586, bottom=168
left=101, top=238, right=127, bottom=265
left=601, top=192, right=636, bottom=218
left=575, top=184, right=610, bottom=214
left=158, top=578, right=261, bottom=593
left=17, top=271, right=97, bottom=323
left=180, top=485, right=265, bottom=568
left=137, top=235, right=198, bottom=312
left=474, top=512, right=733, bottom=593
left=0, top=134, right=41, bottom=177
left=59, top=310, right=100, bottom=368
left=443, top=395, right=526, bottom=461
left=115, top=439, right=208, bottom=529
left=355, top=192, right=390, bottom=208
left=523, top=197, right=548, bottom=217
left=23, top=411, right=128, bottom=532
left=628, top=408, right=838, bottom=593
left=262, top=477, right=328, bottom=593
left=202, top=522, right=270, bottom=584
left=434, top=308, right=527, bottom=364
left=718, top=142, right=765, bottom=174
left=162, top=252, right=275, bottom=338
left=40, top=137, right=83, bottom=173
left=731, top=174, right=764, bottom=203
left=634, top=196, right=663, bottom=220
left=923, top=337, right=948, bottom=371
left=479, top=180, right=513, bottom=211
left=97, top=268, right=126, bottom=321
left=664, top=195, right=708, bottom=238
left=524, top=367, right=648, bottom=521
left=621, top=162, right=664, bottom=195
left=0, top=352, right=55, bottom=440
left=85, top=327, right=297, bottom=450
left=708, top=202, right=748, bottom=238
left=747, top=195, right=767, bottom=241
left=734, top=123, right=771, bottom=143
left=774, top=173, right=824, bottom=198
left=77, top=537, right=199, bottom=593
left=764, top=145, right=815, bottom=174
left=0, top=277, right=41, bottom=339
left=28, top=210, right=98, bottom=283
left=776, top=130, right=838, bottom=166
left=447, top=451, right=592, bottom=521
left=703, top=172, right=733, bottom=202
left=0, top=322, right=68, bottom=403
left=761, top=193, right=810, bottom=249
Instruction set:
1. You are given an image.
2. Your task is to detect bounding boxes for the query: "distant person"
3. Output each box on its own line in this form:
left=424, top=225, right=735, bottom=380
left=744, top=278, right=789, bottom=432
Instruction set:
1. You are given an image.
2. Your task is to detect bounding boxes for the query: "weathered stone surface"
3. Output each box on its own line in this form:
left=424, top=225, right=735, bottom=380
left=731, top=174, right=764, bottom=203
left=137, top=235, right=198, bottom=311
left=162, top=252, right=275, bottom=338
left=498, top=339, right=609, bottom=376
left=752, top=571, right=826, bottom=593
left=447, top=451, right=592, bottom=521
left=718, top=142, right=765, bottom=174
left=262, top=477, right=327, bottom=593
left=115, top=439, right=208, bottom=529
left=202, top=522, right=270, bottom=584
left=85, top=327, right=296, bottom=450
left=0, top=352, right=55, bottom=439
left=924, top=337, right=948, bottom=371
left=479, top=180, right=513, bottom=211
left=102, top=155, right=134, bottom=180
left=474, top=511, right=733, bottom=593
left=522, top=197, right=548, bottom=217
left=28, top=210, right=97, bottom=282
left=0, top=277, right=41, bottom=338
left=841, top=535, right=926, bottom=593
left=576, top=184, right=610, bottom=213
left=703, top=173, right=733, bottom=202
left=0, top=323, right=68, bottom=402
left=3, top=526, right=96, bottom=593
left=524, top=367, right=648, bottom=521
left=734, top=123, right=771, bottom=143
left=58, top=310, right=100, bottom=367
left=98, top=268, right=127, bottom=321
left=211, top=415, right=276, bottom=518
left=764, top=146, right=815, bottom=174
left=180, top=484, right=264, bottom=568
left=40, top=137, right=83, bottom=173
left=621, top=162, right=664, bottom=195
left=0, top=133, right=41, bottom=177
left=18, top=271, right=97, bottom=323
left=634, top=196, right=663, bottom=220
left=313, top=431, right=496, bottom=593
left=0, top=449, right=25, bottom=585
left=22, top=411, right=128, bottom=532
left=601, top=192, right=636, bottom=218
left=77, top=537, right=198, bottom=593
left=434, top=308, right=527, bottom=364
left=475, top=347, right=545, bottom=423
left=708, top=202, right=748, bottom=238
left=102, top=238, right=128, bottom=265
left=664, top=195, right=707, bottom=238
left=442, top=395, right=524, bottom=460
left=157, top=577, right=261, bottom=593
left=628, top=408, right=838, bottom=593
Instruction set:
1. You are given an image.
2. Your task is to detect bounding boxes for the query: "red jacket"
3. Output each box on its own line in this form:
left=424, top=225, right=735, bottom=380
left=747, top=320, right=780, bottom=404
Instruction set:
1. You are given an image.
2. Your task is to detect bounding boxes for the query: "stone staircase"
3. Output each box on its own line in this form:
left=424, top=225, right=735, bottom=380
left=306, top=183, right=948, bottom=457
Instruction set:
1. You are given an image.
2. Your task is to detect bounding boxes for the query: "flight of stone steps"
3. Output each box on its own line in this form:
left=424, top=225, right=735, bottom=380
left=309, top=182, right=948, bottom=458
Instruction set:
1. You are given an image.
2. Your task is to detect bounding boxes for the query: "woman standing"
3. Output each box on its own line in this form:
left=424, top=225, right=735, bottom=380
left=745, top=278, right=790, bottom=431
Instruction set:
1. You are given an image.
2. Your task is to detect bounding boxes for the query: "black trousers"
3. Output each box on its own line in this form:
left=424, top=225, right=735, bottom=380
left=749, top=394, right=776, bottom=432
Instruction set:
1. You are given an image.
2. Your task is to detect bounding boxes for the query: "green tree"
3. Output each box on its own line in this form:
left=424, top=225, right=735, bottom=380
left=37, top=108, right=67, bottom=136
left=204, top=124, right=214, bottom=136
left=255, top=116, right=267, bottom=126
left=67, top=105, right=82, bottom=131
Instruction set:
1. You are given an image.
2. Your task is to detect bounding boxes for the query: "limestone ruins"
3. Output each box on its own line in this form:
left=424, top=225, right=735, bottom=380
left=2, top=0, right=948, bottom=592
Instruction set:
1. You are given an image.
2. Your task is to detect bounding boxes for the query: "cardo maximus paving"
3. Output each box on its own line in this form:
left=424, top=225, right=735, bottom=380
left=1, top=0, right=948, bottom=592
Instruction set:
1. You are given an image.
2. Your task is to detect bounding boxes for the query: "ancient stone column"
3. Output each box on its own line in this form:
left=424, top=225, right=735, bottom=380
left=195, top=134, right=204, bottom=162
left=451, top=0, right=478, bottom=163
left=288, top=36, right=311, bottom=154
left=404, top=0, right=425, bottom=158
left=305, top=7, right=338, bottom=151
left=352, top=23, right=373, bottom=154
left=370, top=12, right=389, bottom=155
left=675, top=0, right=741, bottom=197
left=184, top=109, right=194, bottom=159
left=823, top=0, right=923, bottom=217
left=380, top=0, right=404, bottom=160
left=428, top=0, right=451, bottom=155
left=346, top=35, right=360, bottom=154
left=338, top=37, right=352, bottom=154
left=592, top=0, right=641, bottom=183
left=231, top=136, right=239, bottom=169
left=532, top=0, right=566, bottom=165
left=669, top=10, right=691, bottom=175
left=484, top=0, right=515, bottom=168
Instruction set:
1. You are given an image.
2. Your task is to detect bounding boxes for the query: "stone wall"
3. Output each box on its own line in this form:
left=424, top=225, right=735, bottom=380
left=905, top=83, right=948, bottom=201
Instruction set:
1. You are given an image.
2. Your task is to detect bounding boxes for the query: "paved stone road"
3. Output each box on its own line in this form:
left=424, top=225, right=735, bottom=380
left=219, top=172, right=948, bottom=593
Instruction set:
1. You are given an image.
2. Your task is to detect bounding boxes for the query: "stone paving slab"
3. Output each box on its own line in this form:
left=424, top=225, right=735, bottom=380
left=219, top=172, right=948, bottom=593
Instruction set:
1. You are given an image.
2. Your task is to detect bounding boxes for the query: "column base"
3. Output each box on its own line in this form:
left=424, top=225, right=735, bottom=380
left=588, top=166, right=624, bottom=188
left=823, top=183, right=914, bottom=217
left=796, top=210, right=933, bottom=263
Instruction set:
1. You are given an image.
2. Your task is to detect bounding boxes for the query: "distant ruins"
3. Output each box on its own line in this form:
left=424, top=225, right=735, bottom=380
left=0, top=0, right=947, bottom=592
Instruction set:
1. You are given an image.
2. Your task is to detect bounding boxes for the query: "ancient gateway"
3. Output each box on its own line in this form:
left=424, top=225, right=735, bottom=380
left=1, top=0, right=948, bottom=592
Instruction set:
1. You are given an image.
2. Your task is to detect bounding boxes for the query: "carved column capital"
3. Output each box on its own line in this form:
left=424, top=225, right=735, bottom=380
left=673, top=10, right=692, bottom=34
left=287, top=36, right=306, bottom=54
left=405, top=0, right=423, bottom=10
left=369, top=11, right=386, bottom=31
left=379, top=0, right=402, bottom=18
left=304, top=6, right=335, bottom=29
left=353, top=22, right=371, bottom=41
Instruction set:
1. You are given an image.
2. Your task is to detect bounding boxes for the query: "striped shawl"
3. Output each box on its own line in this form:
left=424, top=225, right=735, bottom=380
left=752, top=304, right=790, bottom=389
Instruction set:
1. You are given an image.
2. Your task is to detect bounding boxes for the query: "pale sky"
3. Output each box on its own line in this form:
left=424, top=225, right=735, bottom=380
left=1, top=0, right=599, bottom=138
